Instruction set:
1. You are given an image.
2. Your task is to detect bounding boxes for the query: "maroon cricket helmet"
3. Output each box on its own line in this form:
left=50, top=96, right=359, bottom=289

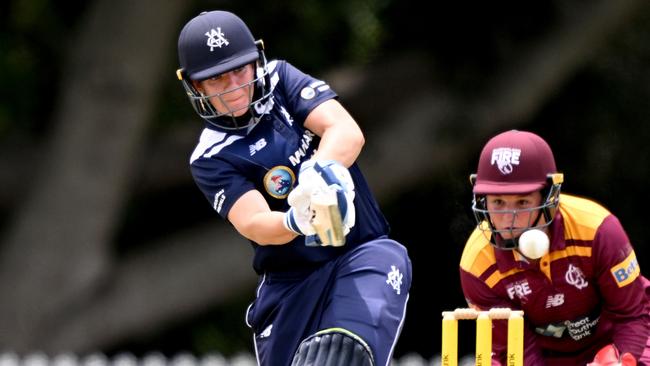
left=473, top=130, right=557, bottom=195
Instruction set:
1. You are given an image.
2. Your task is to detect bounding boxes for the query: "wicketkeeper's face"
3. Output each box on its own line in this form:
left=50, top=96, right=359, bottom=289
left=485, top=191, right=544, bottom=239
left=194, top=64, right=255, bottom=117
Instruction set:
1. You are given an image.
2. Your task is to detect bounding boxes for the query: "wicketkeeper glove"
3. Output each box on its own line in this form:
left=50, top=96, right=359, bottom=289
left=587, top=344, right=637, bottom=366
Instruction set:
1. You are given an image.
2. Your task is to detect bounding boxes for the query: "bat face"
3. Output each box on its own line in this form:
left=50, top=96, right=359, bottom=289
left=310, top=187, right=345, bottom=246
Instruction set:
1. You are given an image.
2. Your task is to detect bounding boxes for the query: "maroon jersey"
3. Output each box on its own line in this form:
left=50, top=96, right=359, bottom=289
left=460, top=194, right=650, bottom=365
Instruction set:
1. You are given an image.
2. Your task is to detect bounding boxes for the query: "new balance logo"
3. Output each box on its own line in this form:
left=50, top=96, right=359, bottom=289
left=259, top=324, right=273, bottom=339
left=249, top=138, right=267, bottom=156
left=546, top=294, right=565, bottom=308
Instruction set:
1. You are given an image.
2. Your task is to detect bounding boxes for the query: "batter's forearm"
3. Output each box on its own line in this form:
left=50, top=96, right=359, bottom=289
left=237, top=211, right=298, bottom=245
left=316, top=126, right=364, bottom=167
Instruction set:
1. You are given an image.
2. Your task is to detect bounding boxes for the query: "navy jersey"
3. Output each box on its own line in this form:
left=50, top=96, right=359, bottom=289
left=189, top=60, right=390, bottom=274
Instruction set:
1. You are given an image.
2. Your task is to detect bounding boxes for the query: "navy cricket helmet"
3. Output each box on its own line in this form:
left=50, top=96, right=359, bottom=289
left=176, top=10, right=272, bottom=131
left=469, top=130, right=564, bottom=250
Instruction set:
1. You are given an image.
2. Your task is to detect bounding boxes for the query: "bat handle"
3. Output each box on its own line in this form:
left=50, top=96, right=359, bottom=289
left=310, top=187, right=345, bottom=247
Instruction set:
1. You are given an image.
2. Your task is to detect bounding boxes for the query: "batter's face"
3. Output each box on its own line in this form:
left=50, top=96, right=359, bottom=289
left=193, top=64, right=255, bottom=117
left=485, top=191, right=544, bottom=239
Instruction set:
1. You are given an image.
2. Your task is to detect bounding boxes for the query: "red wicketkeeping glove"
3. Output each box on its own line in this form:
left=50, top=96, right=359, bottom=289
left=587, top=344, right=637, bottom=366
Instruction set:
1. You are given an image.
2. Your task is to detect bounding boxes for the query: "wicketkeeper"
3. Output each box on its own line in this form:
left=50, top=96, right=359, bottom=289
left=176, top=10, right=412, bottom=366
left=460, top=130, right=650, bottom=365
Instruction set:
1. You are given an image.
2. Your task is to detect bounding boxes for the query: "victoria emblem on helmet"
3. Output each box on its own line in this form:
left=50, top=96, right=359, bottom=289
left=176, top=10, right=273, bottom=131
left=205, top=28, right=229, bottom=51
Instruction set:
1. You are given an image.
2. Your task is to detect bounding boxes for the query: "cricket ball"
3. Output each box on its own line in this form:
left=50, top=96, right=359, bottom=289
left=518, top=229, right=549, bottom=259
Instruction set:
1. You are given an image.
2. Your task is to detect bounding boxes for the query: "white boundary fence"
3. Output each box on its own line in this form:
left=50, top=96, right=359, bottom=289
left=0, top=353, right=476, bottom=366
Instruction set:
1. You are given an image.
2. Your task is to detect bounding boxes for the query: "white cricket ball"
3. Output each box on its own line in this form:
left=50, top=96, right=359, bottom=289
left=518, top=229, right=550, bottom=259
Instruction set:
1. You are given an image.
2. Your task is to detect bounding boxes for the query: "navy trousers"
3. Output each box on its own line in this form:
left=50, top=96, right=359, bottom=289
left=245, top=238, right=412, bottom=366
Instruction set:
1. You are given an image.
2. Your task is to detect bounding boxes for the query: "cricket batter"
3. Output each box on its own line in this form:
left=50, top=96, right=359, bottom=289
left=460, top=130, right=650, bottom=365
left=176, top=10, right=411, bottom=366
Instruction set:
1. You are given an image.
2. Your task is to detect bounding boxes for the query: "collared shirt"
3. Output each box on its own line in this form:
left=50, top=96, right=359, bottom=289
left=460, top=194, right=650, bottom=364
left=189, top=60, right=389, bottom=274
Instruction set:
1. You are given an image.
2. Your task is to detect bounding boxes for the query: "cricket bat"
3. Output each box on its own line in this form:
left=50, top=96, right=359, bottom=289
left=310, top=186, right=345, bottom=246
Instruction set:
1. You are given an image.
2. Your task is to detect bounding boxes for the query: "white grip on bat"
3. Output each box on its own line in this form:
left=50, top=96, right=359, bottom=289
left=310, top=160, right=355, bottom=233
left=310, top=185, right=346, bottom=246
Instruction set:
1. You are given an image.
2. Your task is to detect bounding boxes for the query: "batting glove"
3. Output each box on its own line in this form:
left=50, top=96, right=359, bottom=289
left=283, top=160, right=356, bottom=242
left=283, top=183, right=317, bottom=236
left=309, top=160, right=356, bottom=234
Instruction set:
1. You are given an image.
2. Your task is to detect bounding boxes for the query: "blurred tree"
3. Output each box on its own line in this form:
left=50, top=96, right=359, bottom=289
left=0, top=0, right=648, bottom=360
left=0, top=0, right=202, bottom=352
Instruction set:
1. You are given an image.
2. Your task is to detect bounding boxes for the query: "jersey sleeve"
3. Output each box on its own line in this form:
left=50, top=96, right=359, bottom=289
left=275, top=61, right=338, bottom=125
left=592, top=215, right=650, bottom=359
left=190, top=152, right=255, bottom=220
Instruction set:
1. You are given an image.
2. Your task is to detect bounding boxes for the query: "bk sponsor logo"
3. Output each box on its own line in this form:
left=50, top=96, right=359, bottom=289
left=611, top=250, right=640, bottom=287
